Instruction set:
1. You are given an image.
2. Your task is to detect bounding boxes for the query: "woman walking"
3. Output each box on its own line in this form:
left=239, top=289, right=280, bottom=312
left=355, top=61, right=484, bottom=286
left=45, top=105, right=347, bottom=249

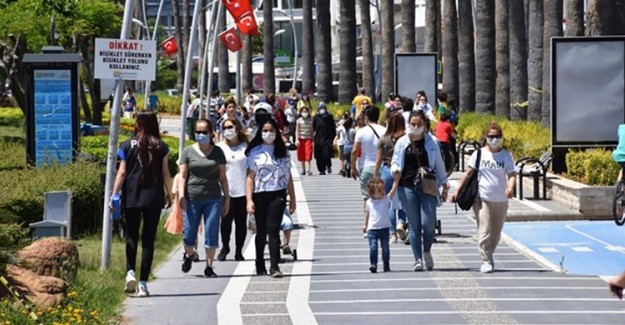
left=451, top=122, right=516, bottom=273
left=179, top=119, right=230, bottom=277
left=391, top=111, right=450, bottom=271
left=295, top=106, right=314, bottom=175
left=217, top=119, right=249, bottom=261
left=112, top=111, right=173, bottom=297
left=246, top=118, right=296, bottom=278
left=313, top=102, right=336, bottom=175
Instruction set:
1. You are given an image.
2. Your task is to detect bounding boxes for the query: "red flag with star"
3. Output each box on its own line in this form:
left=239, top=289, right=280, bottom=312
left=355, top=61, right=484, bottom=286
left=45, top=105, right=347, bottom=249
left=236, top=12, right=259, bottom=35
left=219, top=28, right=243, bottom=52
left=222, top=0, right=253, bottom=21
left=161, top=36, right=178, bottom=56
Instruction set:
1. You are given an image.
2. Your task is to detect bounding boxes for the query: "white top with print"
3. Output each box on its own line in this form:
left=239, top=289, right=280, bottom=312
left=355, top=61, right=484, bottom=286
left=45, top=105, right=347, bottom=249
left=469, top=148, right=516, bottom=202
left=247, top=144, right=292, bottom=193
left=366, top=195, right=391, bottom=230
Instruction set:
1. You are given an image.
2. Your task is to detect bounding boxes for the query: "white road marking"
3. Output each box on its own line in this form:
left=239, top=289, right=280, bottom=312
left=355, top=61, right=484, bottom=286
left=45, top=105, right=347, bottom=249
left=309, top=286, right=603, bottom=293
left=566, top=223, right=625, bottom=256
left=538, top=247, right=559, bottom=253
left=501, top=233, right=562, bottom=272
left=313, top=310, right=625, bottom=316
left=216, top=237, right=257, bottom=324
left=571, top=246, right=593, bottom=252
left=309, top=276, right=599, bottom=283
left=309, top=297, right=617, bottom=303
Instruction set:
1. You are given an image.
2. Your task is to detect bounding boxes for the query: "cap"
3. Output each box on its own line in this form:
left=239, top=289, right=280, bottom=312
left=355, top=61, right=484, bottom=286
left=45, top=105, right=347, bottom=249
left=317, top=101, right=327, bottom=110
left=254, top=102, right=273, bottom=115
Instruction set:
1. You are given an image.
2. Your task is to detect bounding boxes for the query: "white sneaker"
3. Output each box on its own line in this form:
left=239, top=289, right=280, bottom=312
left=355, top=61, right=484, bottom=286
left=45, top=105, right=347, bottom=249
left=423, top=252, right=434, bottom=271
left=480, top=262, right=494, bottom=273
left=413, top=259, right=424, bottom=271
left=136, top=282, right=150, bottom=297
left=125, top=270, right=137, bottom=293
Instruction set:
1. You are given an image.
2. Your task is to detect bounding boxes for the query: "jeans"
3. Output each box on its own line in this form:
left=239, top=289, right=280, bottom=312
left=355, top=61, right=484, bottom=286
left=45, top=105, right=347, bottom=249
left=184, top=198, right=224, bottom=249
left=368, top=228, right=390, bottom=267
left=381, top=166, right=406, bottom=233
left=398, top=186, right=437, bottom=261
left=253, top=189, right=287, bottom=271
left=125, top=207, right=161, bottom=281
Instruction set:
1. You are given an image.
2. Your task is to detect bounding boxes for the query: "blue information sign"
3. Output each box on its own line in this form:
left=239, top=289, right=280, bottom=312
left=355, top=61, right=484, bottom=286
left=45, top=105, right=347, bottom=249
left=33, top=70, right=73, bottom=167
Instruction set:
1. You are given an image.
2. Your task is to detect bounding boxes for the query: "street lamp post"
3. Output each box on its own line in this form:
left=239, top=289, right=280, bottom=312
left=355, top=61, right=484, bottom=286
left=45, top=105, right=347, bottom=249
left=284, top=0, right=298, bottom=90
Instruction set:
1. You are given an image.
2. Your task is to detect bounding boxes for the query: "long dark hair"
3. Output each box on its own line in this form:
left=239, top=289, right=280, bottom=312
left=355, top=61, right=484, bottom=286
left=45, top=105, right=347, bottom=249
left=134, top=111, right=162, bottom=183
left=245, top=118, right=287, bottom=159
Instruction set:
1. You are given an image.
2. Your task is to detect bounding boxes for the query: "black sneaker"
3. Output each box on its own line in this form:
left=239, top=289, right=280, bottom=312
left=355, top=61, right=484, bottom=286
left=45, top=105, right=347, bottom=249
left=369, top=265, right=377, bottom=273
left=182, top=254, right=193, bottom=273
left=204, top=266, right=217, bottom=277
left=234, top=252, right=245, bottom=261
left=320, top=171, right=326, bottom=175
left=270, top=268, right=283, bottom=278
left=327, top=167, right=332, bottom=174
left=217, top=249, right=228, bottom=261
left=383, top=264, right=391, bottom=272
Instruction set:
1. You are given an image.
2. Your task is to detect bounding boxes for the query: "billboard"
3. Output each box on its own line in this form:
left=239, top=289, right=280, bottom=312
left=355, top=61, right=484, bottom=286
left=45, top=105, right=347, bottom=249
left=395, top=53, right=437, bottom=103
left=94, top=38, right=157, bottom=81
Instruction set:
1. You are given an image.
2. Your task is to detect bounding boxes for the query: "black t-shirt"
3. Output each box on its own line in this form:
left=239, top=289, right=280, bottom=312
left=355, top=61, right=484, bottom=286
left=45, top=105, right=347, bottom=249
left=118, top=136, right=169, bottom=209
left=400, top=138, right=429, bottom=187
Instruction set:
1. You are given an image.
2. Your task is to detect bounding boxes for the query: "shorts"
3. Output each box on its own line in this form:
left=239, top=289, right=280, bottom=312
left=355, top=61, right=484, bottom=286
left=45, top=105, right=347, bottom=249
left=297, top=138, right=313, bottom=161
left=359, top=165, right=375, bottom=199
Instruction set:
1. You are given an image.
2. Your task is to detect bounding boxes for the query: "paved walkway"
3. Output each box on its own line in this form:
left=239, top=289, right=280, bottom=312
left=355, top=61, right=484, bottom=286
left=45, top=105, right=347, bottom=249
left=122, top=159, right=625, bottom=324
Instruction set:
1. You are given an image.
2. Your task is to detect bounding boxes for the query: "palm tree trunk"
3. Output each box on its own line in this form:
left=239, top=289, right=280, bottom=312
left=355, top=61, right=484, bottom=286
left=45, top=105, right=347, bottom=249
left=401, top=0, right=416, bottom=52
left=527, top=0, right=543, bottom=122
left=441, top=0, right=458, bottom=105
left=359, top=0, right=375, bottom=101
left=474, top=0, right=496, bottom=114
left=587, top=0, right=625, bottom=35
left=495, top=0, right=510, bottom=118
left=541, top=0, right=562, bottom=128
left=263, top=1, right=275, bottom=95
left=316, top=0, right=333, bottom=102
left=172, top=0, right=185, bottom=91
left=509, top=0, right=528, bottom=120
left=565, top=0, right=584, bottom=36
left=183, top=0, right=191, bottom=61
left=218, top=8, right=230, bottom=94
left=424, top=0, right=438, bottom=53
left=242, top=34, right=253, bottom=93
left=381, top=0, right=395, bottom=103
left=302, top=0, right=315, bottom=95
left=339, top=0, right=358, bottom=104
left=457, top=0, right=475, bottom=112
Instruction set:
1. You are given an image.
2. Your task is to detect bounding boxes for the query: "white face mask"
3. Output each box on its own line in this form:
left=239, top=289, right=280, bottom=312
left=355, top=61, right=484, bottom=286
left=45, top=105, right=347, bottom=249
left=409, top=126, right=424, bottom=136
left=223, top=128, right=237, bottom=140
left=262, top=131, right=276, bottom=144
left=487, top=137, right=503, bottom=148
left=318, top=108, right=327, bottom=114
left=419, top=102, right=427, bottom=108
left=301, top=112, right=309, bottom=118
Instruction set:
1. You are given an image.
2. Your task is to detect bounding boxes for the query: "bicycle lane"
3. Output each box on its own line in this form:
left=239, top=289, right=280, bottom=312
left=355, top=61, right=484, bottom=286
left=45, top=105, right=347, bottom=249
left=503, top=221, right=625, bottom=277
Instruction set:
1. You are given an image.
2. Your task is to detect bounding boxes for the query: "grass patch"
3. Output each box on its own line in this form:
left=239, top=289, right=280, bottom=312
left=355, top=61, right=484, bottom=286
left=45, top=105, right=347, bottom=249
left=0, top=216, right=181, bottom=324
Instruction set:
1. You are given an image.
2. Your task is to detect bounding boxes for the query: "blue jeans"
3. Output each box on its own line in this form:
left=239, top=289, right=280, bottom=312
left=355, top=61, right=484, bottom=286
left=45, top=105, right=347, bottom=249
left=184, top=198, right=224, bottom=249
left=398, top=186, right=437, bottom=261
left=368, top=228, right=390, bottom=267
left=381, top=166, right=406, bottom=233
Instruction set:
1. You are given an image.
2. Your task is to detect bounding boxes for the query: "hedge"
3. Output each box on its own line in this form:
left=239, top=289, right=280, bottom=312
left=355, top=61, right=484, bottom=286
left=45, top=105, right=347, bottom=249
left=0, top=107, right=23, bottom=127
left=565, top=149, right=619, bottom=186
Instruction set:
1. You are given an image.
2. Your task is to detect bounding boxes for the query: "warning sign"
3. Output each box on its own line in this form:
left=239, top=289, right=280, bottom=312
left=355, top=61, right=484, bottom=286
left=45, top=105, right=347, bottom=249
left=94, top=38, right=157, bottom=81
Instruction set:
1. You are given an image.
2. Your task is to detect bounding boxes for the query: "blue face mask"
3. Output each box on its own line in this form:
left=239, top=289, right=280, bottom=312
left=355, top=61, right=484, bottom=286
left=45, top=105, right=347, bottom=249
left=195, top=133, right=210, bottom=144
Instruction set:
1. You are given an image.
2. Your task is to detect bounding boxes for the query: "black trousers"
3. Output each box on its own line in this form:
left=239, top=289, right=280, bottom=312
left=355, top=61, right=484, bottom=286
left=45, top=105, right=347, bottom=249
left=220, top=196, right=247, bottom=254
left=253, top=189, right=286, bottom=271
left=124, top=207, right=161, bottom=281
left=314, top=142, right=333, bottom=173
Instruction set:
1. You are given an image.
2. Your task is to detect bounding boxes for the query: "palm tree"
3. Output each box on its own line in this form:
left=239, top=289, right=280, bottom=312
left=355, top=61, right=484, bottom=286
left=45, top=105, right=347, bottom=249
left=424, top=0, right=438, bottom=53
left=401, top=0, right=416, bottom=52
left=242, top=34, right=253, bottom=93
left=441, top=0, right=458, bottom=105
left=218, top=8, right=229, bottom=94
left=586, top=0, right=625, bottom=35
left=339, top=0, right=357, bottom=104
left=263, top=0, right=275, bottom=96
left=495, top=0, right=509, bottom=118
left=474, top=0, right=495, bottom=114
left=565, top=0, right=584, bottom=36
left=457, top=0, right=475, bottom=112
left=381, top=0, right=394, bottom=102
left=541, top=0, right=562, bottom=128
left=527, top=0, right=543, bottom=122
left=316, top=0, right=333, bottom=102
left=301, top=0, right=315, bottom=95
left=359, top=0, right=375, bottom=101
left=183, top=0, right=191, bottom=62
left=172, top=0, right=185, bottom=91
left=509, top=0, right=527, bottom=120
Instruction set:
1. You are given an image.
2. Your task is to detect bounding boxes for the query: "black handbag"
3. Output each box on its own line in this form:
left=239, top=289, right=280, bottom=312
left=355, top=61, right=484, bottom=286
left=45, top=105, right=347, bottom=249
left=456, top=148, right=482, bottom=211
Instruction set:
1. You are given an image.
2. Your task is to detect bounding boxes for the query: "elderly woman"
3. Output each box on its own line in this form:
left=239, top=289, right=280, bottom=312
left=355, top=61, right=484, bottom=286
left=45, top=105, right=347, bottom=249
left=391, top=111, right=450, bottom=272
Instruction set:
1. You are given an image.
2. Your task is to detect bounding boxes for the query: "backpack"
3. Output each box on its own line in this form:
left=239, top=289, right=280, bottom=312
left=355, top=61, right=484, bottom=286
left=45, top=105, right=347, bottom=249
left=449, top=107, right=459, bottom=125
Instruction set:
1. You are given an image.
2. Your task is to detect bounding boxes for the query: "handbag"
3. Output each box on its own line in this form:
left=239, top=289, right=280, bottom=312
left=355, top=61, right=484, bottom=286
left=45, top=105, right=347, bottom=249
left=456, top=148, right=482, bottom=210
left=410, top=140, right=438, bottom=198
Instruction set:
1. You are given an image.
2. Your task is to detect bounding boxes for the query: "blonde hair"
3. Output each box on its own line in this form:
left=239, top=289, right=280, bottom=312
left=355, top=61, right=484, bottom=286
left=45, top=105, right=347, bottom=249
left=367, top=177, right=385, bottom=197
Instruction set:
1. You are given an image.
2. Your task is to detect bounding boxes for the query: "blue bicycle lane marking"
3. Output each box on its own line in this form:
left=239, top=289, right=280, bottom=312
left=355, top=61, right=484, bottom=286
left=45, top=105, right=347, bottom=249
left=503, top=221, right=625, bottom=276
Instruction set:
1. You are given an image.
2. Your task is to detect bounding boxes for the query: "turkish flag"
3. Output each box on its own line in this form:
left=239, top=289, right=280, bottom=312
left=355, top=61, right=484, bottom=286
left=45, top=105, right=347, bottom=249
left=161, top=36, right=178, bottom=56
left=222, top=0, right=253, bottom=21
left=236, top=12, right=259, bottom=35
left=219, top=28, right=243, bottom=52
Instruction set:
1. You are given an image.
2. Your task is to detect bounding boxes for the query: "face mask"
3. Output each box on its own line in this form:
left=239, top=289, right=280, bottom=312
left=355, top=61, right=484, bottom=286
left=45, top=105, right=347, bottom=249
left=262, top=131, right=276, bottom=144
left=223, top=129, right=237, bottom=140
left=301, top=112, right=309, bottom=118
left=319, top=109, right=326, bottom=114
left=409, top=126, right=424, bottom=136
left=487, top=137, right=503, bottom=148
left=195, top=133, right=210, bottom=144
left=419, top=103, right=427, bottom=108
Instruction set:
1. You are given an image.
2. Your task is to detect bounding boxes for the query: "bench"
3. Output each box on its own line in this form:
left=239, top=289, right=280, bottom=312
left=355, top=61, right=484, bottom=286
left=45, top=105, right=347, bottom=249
left=457, top=140, right=482, bottom=172
left=515, top=151, right=553, bottom=200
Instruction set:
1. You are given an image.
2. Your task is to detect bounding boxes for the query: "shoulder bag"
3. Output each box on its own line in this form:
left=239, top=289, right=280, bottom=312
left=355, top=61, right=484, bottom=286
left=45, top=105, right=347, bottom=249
left=410, top=140, right=438, bottom=197
left=456, top=148, right=482, bottom=210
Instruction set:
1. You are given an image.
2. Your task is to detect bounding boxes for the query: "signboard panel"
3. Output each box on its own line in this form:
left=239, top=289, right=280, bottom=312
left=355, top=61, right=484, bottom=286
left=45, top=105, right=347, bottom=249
left=94, top=38, right=157, bottom=81
left=395, top=53, right=437, bottom=105
left=33, top=70, right=74, bottom=167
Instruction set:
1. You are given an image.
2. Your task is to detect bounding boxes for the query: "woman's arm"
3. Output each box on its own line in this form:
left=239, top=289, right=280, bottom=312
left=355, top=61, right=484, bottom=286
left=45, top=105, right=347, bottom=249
left=287, top=172, right=296, bottom=214
left=246, top=169, right=256, bottom=213
left=219, top=164, right=230, bottom=215
left=505, top=173, right=516, bottom=198
left=161, top=156, right=173, bottom=208
left=178, top=163, right=189, bottom=210
left=111, top=160, right=127, bottom=196
left=374, top=147, right=384, bottom=177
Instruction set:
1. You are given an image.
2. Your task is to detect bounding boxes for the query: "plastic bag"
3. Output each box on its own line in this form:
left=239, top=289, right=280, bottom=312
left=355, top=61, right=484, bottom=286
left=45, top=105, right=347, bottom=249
left=247, top=213, right=257, bottom=234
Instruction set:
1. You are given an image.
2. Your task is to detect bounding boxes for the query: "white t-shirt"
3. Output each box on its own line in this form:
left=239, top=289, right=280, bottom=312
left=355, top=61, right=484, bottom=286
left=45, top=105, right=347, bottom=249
left=354, top=124, right=387, bottom=170
left=217, top=141, right=248, bottom=198
left=247, top=144, right=292, bottom=193
left=469, top=148, right=516, bottom=202
left=366, top=195, right=391, bottom=230
left=336, top=126, right=347, bottom=146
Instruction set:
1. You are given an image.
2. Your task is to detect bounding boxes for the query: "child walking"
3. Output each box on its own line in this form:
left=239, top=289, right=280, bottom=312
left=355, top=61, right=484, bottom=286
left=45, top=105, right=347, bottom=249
left=296, top=106, right=314, bottom=175
left=362, top=175, right=399, bottom=273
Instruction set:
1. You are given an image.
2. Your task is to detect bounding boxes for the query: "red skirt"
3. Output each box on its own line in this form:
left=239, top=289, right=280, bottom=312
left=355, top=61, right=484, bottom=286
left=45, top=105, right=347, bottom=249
left=297, top=138, right=313, bottom=161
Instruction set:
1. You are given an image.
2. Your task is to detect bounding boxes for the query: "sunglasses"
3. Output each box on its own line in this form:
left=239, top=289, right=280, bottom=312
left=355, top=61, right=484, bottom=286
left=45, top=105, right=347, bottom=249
left=196, top=131, right=209, bottom=135
left=223, top=125, right=235, bottom=130
left=486, top=135, right=502, bottom=139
